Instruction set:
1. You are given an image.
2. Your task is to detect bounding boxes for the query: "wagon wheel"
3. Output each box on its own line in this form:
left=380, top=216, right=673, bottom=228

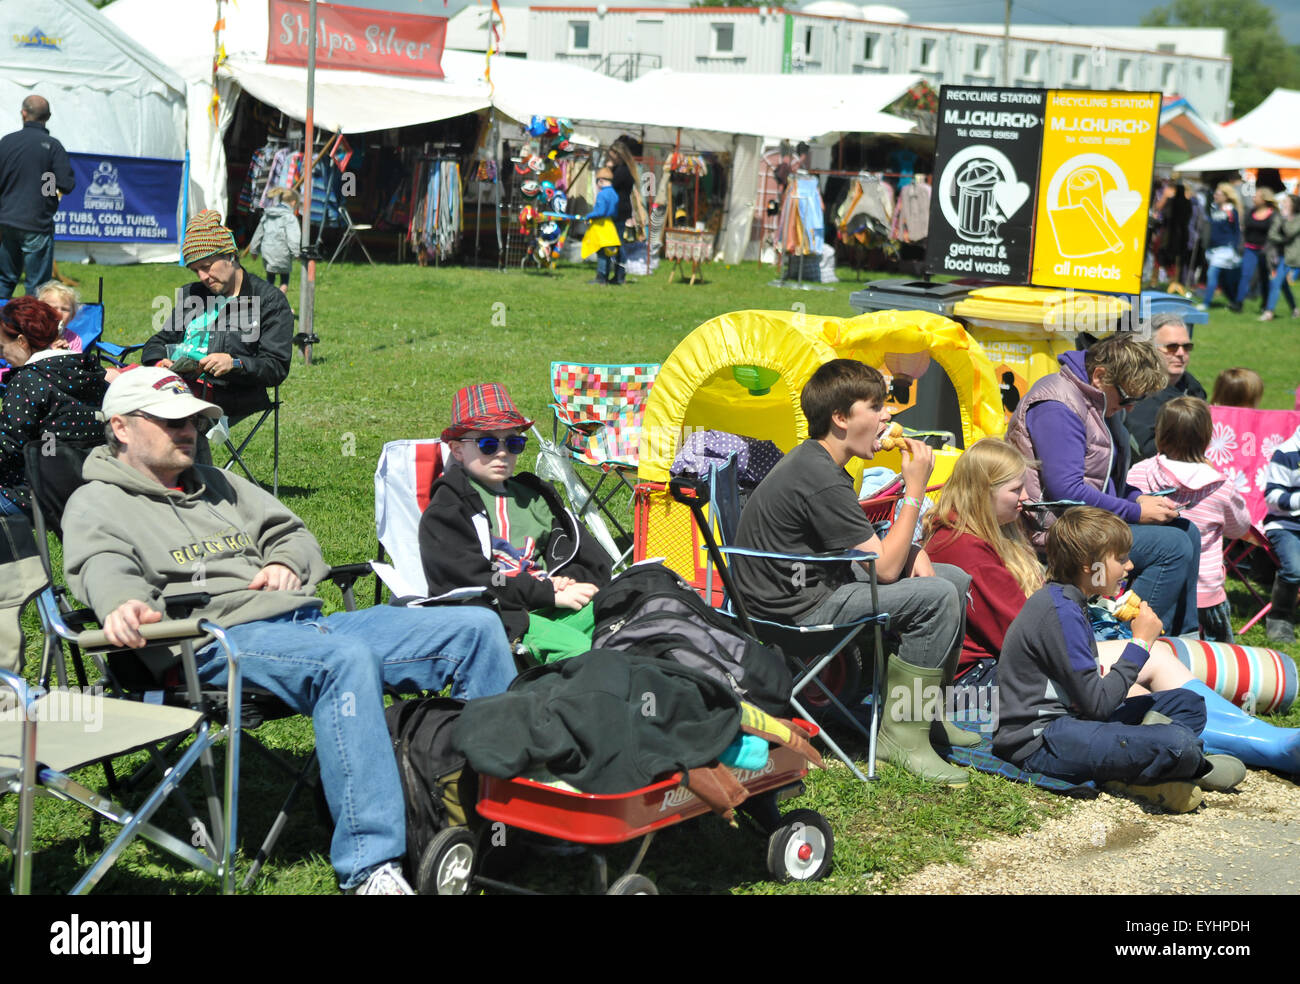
left=765, top=809, right=833, bottom=882
left=416, top=826, right=476, bottom=896
left=606, top=873, right=658, bottom=895
left=796, top=646, right=864, bottom=712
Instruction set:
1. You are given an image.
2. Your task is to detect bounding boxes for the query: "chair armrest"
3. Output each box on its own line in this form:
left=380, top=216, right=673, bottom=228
left=326, top=563, right=375, bottom=593
left=715, top=546, right=878, bottom=565
left=95, top=340, right=146, bottom=368
left=75, top=618, right=205, bottom=652
left=550, top=404, right=605, bottom=435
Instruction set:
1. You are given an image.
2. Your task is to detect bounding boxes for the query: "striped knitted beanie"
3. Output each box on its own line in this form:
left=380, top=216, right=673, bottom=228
left=182, top=209, right=237, bottom=266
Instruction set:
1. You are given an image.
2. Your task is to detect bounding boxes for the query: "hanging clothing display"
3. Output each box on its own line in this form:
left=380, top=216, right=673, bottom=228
left=837, top=174, right=894, bottom=235
left=777, top=174, right=825, bottom=256
left=408, top=159, right=462, bottom=261
left=892, top=179, right=931, bottom=244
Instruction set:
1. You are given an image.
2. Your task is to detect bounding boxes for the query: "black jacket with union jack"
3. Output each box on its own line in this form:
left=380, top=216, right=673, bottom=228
left=418, top=462, right=611, bottom=643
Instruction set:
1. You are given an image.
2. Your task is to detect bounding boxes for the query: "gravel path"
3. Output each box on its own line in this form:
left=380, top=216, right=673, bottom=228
left=889, top=771, right=1300, bottom=895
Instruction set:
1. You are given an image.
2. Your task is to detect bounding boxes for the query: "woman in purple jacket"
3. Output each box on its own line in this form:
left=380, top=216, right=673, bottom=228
left=1005, top=334, right=1202, bottom=637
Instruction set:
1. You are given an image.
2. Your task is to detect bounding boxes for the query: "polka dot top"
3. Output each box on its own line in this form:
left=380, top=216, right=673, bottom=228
left=0, top=351, right=107, bottom=511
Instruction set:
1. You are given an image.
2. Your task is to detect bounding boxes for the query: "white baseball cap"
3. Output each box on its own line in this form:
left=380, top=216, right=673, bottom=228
left=101, top=366, right=222, bottom=421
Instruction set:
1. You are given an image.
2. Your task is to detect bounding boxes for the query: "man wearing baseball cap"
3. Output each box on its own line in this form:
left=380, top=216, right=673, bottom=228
left=141, top=210, right=293, bottom=421
left=61, top=367, right=517, bottom=895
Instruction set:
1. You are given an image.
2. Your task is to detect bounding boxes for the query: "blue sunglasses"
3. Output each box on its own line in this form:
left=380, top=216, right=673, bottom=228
left=461, top=435, right=528, bottom=455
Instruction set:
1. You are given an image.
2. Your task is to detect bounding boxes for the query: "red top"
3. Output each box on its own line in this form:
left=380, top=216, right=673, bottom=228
left=925, top=527, right=1030, bottom=676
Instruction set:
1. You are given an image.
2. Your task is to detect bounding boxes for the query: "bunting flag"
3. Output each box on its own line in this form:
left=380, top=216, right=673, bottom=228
left=484, top=0, right=505, bottom=94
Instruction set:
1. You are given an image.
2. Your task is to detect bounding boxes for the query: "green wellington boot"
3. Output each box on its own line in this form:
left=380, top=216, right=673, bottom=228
left=877, top=655, right=970, bottom=786
left=931, top=644, right=981, bottom=749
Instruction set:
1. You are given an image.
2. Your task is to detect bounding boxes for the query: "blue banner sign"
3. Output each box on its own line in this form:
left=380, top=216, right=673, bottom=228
left=54, top=153, right=183, bottom=244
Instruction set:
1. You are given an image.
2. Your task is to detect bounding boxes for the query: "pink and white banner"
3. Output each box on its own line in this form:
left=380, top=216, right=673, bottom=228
left=1206, top=405, right=1300, bottom=528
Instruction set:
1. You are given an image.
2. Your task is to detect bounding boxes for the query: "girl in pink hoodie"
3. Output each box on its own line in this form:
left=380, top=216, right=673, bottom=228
left=1128, top=396, right=1251, bottom=641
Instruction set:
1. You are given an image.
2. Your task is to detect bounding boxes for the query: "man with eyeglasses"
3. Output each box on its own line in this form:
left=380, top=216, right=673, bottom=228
left=61, top=367, right=517, bottom=895
left=1124, top=314, right=1206, bottom=462
left=1007, top=335, right=1204, bottom=638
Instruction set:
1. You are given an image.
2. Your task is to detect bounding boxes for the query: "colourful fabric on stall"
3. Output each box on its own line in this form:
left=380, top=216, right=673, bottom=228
left=793, top=175, right=824, bottom=254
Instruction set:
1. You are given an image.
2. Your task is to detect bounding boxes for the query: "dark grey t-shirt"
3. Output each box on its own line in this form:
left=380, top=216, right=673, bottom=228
left=732, top=439, right=874, bottom=622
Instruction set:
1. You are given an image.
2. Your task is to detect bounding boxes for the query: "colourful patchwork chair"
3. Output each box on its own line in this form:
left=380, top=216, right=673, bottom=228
left=549, top=361, right=659, bottom=563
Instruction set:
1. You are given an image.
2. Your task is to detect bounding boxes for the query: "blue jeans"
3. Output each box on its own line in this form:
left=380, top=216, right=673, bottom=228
left=1235, top=247, right=1267, bottom=305
left=595, top=245, right=623, bottom=282
left=1266, top=526, right=1300, bottom=586
left=1203, top=264, right=1240, bottom=307
left=0, top=493, right=26, bottom=516
left=1022, top=689, right=1208, bottom=785
left=1265, top=262, right=1297, bottom=314
left=194, top=603, right=515, bottom=889
left=0, top=226, right=53, bottom=299
left=1128, top=518, right=1201, bottom=636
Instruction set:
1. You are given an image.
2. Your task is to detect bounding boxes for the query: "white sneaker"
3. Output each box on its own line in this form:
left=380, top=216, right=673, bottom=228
left=354, top=861, right=416, bottom=895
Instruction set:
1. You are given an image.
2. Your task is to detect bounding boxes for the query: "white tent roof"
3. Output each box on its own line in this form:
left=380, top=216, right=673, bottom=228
left=0, top=0, right=186, bottom=159
left=624, top=70, right=919, bottom=143
left=1172, top=143, right=1300, bottom=173
left=1220, top=88, right=1300, bottom=156
left=106, top=0, right=916, bottom=141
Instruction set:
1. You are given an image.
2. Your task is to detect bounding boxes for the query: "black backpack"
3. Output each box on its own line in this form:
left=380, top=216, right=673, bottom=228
left=384, top=697, right=479, bottom=877
left=591, top=564, right=793, bottom=716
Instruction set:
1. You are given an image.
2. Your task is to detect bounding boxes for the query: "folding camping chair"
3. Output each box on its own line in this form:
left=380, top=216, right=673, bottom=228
left=328, top=206, right=376, bottom=268
left=2, top=614, right=242, bottom=895
left=549, top=361, right=659, bottom=566
left=372, top=438, right=451, bottom=605
left=670, top=455, right=890, bottom=783
left=211, top=388, right=282, bottom=498
left=1208, top=405, right=1300, bottom=633
left=22, top=440, right=371, bottom=890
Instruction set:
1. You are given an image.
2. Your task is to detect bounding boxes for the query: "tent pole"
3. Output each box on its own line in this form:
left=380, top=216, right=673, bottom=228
left=297, top=0, right=319, bottom=366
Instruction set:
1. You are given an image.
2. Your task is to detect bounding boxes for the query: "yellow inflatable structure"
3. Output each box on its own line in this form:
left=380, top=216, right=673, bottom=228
left=638, top=308, right=1005, bottom=487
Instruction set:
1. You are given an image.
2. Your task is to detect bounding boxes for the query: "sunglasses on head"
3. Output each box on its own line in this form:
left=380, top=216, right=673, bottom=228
left=1160, top=342, right=1193, bottom=354
left=461, top=434, right=528, bottom=455
left=130, top=410, right=209, bottom=431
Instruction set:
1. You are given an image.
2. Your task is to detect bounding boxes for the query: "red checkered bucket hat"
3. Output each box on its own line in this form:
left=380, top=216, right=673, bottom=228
left=442, top=383, right=534, bottom=441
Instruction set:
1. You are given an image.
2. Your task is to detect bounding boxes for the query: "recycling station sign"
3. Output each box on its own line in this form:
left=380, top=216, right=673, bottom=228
left=926, top=86, right=1159, bottom=293
left=926, top=86, right=1045, bottom=283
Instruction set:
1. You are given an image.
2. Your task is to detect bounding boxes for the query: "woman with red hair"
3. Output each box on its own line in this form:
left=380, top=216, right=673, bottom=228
left=0, top=295, right=107, bottom=515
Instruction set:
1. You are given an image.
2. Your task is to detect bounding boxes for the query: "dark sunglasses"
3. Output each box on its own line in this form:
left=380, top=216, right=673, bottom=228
left=1160, top=342, right=1194, bottom=354
left=130, top=410, right=209, bottom=431
left=1114, top=382, right=1140, bottom=410
left=461, top=435, right=528, bottom=455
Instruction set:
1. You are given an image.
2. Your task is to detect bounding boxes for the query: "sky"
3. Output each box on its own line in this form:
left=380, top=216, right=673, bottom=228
left=900, top=0, right=1300, bottom=45
left=326, top=0, right=1300, bottom=44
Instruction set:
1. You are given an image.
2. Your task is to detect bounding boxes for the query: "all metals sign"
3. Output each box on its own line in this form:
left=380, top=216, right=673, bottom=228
left=925, top=86, right=1046, bottom=284
left=1030, top=89, right=1162, bottom=294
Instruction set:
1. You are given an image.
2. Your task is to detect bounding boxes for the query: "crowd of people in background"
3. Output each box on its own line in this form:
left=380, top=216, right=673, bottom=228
left=1148, top=174, right=1300, bottom=319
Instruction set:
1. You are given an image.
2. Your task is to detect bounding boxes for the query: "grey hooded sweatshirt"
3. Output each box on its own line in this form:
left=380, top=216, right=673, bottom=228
left=63, top=447, right=330, bottom=673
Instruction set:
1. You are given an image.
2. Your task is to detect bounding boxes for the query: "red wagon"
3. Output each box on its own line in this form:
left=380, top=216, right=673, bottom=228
left=419, top=720, right=832, bottom=895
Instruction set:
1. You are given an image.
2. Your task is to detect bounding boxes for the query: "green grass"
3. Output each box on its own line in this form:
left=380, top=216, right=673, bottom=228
left=3, top=259, right=1298, bottom=895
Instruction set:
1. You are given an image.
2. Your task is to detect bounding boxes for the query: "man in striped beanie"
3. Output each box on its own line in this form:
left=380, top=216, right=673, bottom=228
left=141, top=209, right=293, bottom=422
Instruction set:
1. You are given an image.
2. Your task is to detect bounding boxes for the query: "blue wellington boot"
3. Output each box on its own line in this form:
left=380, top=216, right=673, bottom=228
left=1181, top=678, right=1300, bottom=773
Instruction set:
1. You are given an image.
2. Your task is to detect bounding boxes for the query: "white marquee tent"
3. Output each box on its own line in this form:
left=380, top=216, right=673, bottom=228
left=1, top=0, right=188, bottom=263
left=104, top=0, right=918, bottom=262
left=1220, top=88, right=1300, bottom=159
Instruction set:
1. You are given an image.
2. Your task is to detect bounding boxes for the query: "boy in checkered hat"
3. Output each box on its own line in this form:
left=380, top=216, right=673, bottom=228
left=419, top=383, right=611, bottom=663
